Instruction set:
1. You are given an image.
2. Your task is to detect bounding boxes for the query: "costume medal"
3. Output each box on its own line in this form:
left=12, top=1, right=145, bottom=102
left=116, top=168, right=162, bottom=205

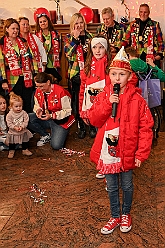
left=45, top=40, right=50, bottom=45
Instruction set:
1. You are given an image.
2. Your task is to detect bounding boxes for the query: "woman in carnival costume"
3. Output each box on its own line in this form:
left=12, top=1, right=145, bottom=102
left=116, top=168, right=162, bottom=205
left=19, top=16, right=47, bottom=73
left=35, top=13, right=62, bottom=83
left=0, top=18, right=36, bottom=113
left=64, top=13, right=93, bottom=139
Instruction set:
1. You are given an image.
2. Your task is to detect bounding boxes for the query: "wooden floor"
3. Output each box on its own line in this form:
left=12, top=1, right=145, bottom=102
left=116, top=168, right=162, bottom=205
left=0, top=122, right=165, bottom=248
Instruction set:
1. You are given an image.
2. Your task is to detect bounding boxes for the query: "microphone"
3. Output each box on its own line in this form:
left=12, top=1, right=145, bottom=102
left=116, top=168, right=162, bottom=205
left=112, top=83, right=120, bottom=118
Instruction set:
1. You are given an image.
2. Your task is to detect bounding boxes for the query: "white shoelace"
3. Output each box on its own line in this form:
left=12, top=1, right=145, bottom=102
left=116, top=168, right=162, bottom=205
left=121, top=215, right=129, bottom=225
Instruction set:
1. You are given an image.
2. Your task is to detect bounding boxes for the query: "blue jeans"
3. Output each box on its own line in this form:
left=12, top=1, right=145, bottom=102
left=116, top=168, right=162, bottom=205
left=28, top=113, right=69, bottom=150
left=0, top=142, right=9, bottom=150
left=105, top=170, right=133, bottom=218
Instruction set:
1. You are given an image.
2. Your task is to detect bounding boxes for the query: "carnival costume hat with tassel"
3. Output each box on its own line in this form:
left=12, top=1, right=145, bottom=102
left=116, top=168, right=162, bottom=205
left=110, top=46, right=132, bottom=72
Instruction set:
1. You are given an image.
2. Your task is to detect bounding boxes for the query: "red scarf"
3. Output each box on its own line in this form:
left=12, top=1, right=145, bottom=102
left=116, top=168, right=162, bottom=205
left=146, top=30, right=154, bottom=60
left=26, top=33, right=42, bottom=72
left=131, top=35, right=137, bottom=49
left=90, top=55, right=107, bottom=82
left=4, top=36, right=32, bottom=88
left=37, top=30, right=60, bottom=68
left=51, top=31, right=60, bottom=67
left=77, top=44, right=84, bottom=70
left=80, top=56, right=108, bottom=113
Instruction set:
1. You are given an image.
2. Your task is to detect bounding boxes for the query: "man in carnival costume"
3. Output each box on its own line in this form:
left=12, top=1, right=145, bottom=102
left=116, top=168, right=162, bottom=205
left=97, top=7, right=125, bottom=58
left=122, top=3, right=164, bottom=68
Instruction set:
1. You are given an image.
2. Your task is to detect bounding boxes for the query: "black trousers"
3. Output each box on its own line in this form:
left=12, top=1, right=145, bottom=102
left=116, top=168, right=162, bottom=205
left=0, top=76, right=34, bottom=113
left=69, top=74, right=86, bottom=130
left=12, top=76, right=34, bottom=113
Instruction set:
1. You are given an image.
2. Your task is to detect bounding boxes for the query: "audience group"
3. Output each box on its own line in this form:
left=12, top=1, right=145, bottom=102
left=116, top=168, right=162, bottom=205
left=0, top=2, right=165, bottom=235
left=0, top=3, right=164, bottom=150
left=0, top=2, right=164, bottom=150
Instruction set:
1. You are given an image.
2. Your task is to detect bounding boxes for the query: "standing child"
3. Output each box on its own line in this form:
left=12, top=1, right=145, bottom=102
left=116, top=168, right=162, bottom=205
left=6, top=93, right=33, bottom=158
left=0, top=95, right=8, bottom=151
left=79, top=35, right=111, bottom=138
left=125, top=46, right=165, bottom=82
left=87, top=47, right=154, bottom=233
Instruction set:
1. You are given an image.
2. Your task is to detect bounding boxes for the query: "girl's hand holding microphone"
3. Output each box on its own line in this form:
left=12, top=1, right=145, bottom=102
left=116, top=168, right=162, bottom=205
left=109, top=94, right=120, bottom=104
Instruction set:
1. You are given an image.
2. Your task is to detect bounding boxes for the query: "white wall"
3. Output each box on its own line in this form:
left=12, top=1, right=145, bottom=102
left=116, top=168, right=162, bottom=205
left=0, top=0, right=165, bottom=38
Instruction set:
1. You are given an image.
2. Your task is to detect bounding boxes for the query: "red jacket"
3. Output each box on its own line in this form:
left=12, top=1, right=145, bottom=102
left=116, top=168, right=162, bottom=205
left=87, top=79, right=154, bottom=172
left=34, top=84, right=75, bottom=129
left=79, top=72, right=110, bottom=119
left=79, top=65, right=138, bottom=120
left=79, top=56, right=110, bottom=119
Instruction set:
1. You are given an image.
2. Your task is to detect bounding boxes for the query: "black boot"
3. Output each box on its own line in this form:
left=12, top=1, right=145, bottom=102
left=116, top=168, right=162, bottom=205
left=77, top=119, right=86, bottom=139
left=89, top=125, right=97, bottom=138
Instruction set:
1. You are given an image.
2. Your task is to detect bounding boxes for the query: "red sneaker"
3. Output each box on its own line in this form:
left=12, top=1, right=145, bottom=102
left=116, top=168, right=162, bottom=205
left=120, top=214, right=132, bottom=233
left=96, top=172, right=105, bottom=179
left=101, top=217, right=120, bottom=234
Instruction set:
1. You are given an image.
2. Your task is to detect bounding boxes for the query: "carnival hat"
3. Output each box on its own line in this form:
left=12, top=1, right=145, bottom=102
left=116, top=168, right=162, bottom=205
left=110, top=46, right=132, bottom=72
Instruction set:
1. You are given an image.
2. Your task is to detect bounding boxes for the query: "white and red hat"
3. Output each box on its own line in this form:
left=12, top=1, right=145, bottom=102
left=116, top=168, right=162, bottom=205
left=110, top=46, right=132, bottom=72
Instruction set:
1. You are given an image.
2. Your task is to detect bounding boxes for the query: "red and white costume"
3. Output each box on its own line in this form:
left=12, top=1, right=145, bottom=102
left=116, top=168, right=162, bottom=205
left=79, top=55, right=110, bottom=119
left=34, top=84, right=75, bottom=129
left=87, top=47, right=154, bottom=174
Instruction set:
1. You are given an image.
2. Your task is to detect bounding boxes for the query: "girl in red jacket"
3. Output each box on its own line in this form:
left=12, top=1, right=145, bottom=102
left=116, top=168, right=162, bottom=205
left=79, top=35, right=111, bottom=138
left=87, top=47, right=154, bottom=234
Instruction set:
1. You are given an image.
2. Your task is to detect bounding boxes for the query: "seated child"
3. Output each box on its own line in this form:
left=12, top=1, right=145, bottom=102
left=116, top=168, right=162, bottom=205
left=87, top=46, right=154, bottom=234
left=0, top=95, right=8, bottom=151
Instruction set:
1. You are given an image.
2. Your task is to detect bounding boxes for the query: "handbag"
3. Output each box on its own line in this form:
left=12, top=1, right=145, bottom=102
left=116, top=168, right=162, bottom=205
left=138, top=69, right=161, bottom=108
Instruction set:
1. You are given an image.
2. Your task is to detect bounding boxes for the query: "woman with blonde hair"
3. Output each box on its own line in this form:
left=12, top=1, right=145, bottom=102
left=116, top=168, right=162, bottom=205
left=64, top=13, right=93, bottom=139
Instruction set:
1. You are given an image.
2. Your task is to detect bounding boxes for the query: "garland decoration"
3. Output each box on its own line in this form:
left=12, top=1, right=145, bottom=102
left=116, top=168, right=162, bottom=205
left=120, top=0, right=130, bottom=22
